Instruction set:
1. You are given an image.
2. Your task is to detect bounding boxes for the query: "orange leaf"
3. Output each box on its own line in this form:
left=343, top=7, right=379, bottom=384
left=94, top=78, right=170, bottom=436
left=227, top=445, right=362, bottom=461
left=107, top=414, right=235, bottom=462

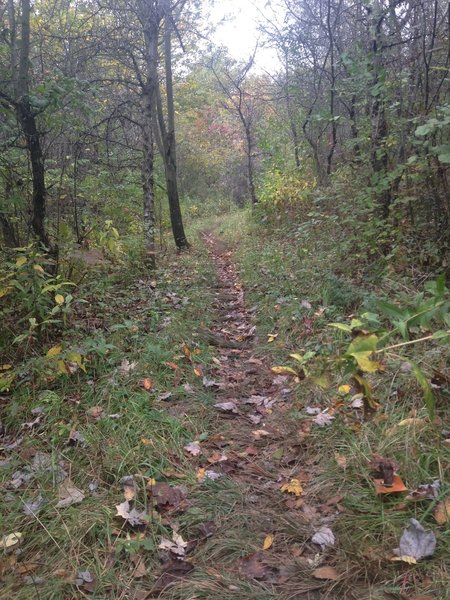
left=182, top=344, right=192, bottom=360
left=263, top=534, right=274, bottom=550
left=434, top=499, right=450, bottom=525
left=373, top=475, right=407, bottom=495
left=142, top=378, right=154, bottom=390
left=165, top=362, right=179, bottom=370
left=196, top=468, right=206, bottom=483
left=193, top=366, right=203, bottom=377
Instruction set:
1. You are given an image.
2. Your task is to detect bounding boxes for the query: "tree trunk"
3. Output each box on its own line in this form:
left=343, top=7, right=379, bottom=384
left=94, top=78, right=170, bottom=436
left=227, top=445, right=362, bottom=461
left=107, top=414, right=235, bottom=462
left=142, top=87, right=157, bottom=269
left=156, top=1, right=189, bottom=250
left=16, top=0, right=53, bottom=252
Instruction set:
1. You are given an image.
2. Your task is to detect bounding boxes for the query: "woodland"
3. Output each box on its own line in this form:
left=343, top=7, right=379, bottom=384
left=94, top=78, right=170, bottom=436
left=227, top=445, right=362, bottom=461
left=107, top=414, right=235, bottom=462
left=0, top=0, right=449, bottom=599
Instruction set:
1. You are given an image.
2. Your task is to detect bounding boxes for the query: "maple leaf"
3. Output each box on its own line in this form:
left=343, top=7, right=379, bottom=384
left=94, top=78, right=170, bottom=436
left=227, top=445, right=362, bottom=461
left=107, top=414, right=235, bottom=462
left=311, top=527, right=335, bottom=548
left=280, top=479, right=303, bottom=497
left=115, top=501, right=148, bottom=527
left=184, top=441, right=201, bottom=456
left=56, top=479, right=85, bottom=508
left=158, top=531, right=187, bottom=558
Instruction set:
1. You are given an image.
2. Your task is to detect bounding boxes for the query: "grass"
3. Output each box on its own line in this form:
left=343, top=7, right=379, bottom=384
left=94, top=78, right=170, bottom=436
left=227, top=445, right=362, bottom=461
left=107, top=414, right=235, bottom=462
left=0, top=237, right=244, bottom=598
left=1, top=206, right=449, bottom=599
left=210, top=207, right=450, bottom=599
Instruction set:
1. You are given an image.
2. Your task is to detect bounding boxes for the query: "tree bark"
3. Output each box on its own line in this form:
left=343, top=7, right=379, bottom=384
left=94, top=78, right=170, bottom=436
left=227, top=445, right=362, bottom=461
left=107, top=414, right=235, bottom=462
left=156, top=2, right=190, bottom=250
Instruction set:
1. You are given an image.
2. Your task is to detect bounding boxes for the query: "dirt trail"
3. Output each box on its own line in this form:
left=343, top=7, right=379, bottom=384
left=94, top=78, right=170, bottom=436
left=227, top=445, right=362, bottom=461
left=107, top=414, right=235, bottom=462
left=193, top=232, right=332, bottom=599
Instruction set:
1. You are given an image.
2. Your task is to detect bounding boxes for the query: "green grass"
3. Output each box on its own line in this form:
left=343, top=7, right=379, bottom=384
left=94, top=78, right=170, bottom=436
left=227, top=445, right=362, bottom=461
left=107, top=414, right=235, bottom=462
left=210, top=207, right=450, bottom=599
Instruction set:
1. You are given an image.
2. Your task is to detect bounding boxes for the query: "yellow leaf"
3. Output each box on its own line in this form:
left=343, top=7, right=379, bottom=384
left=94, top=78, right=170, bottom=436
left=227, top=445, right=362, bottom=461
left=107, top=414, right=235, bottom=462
left=267, top=333, right=278, bottom=343
left=55, top=294, right=65, bottom=305
left=0, top=286, right=13, bottom=298
left=0, top=364, right=12, bottom=371
left=289, top=353, right=304, bottom=362
left=46, top=345, right=62, bottom=358
left=141, top=438, right=152, bottom=446
left=263, top=534, right=274, bottom=550
left=33, top=264, right=44, bottom=273
left=0, top=532, right=22, bottom=549
left=196, top=468, right=206, bottom=483
left=16, top=256, right=27, bottom=267
left=281, top=479, right=303, bottom=497
left=391, top=555, right=417, bottom=565
left=57, top=360, right=69, bottom=374
left=338, top=384, right=351, bottom=394
left=271, top=366, right=297, bottom=376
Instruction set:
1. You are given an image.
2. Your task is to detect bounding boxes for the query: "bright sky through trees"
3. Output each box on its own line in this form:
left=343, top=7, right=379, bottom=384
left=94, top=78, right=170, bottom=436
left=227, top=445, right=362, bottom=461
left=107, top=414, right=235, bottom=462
left=210, top=0, right=280, bottom=71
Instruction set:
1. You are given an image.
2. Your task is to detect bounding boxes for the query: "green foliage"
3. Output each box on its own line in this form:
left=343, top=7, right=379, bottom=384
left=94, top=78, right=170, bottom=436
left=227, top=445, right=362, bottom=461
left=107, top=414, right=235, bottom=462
left=0, top=246, right=77, bottom=352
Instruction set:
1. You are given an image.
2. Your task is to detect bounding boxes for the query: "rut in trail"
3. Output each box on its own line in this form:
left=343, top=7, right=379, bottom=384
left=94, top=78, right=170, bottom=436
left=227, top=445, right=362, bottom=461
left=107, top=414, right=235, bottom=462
left=184, top=232, right=330, bottom=599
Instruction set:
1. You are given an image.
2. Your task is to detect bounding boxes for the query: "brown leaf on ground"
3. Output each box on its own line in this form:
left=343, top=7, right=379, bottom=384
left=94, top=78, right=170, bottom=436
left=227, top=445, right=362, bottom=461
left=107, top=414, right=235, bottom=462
left=238, top=552, right=269, bottom=580
left=142, top=378, right=154, bottom=390
left=56, top=479, right=85, bottom=508
left=148, top=482, right=188, bottom=513
left=312, top=566, right=339, bottom=580
left=149, top=560, right=194, bottom=596
left=434, top=498, right=450, bottom=525
left=87, top=406, right=104, bottom=420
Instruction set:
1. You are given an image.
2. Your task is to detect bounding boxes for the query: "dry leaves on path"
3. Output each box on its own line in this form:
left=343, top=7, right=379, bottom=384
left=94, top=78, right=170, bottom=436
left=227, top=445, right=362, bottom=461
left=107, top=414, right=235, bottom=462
left=312, top=566, right=339, bottom=580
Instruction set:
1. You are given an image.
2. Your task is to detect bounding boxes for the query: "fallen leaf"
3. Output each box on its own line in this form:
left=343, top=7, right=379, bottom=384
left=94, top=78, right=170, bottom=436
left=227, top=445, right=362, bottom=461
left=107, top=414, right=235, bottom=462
left=263, top=534, right=274, bottom=550
left=434, top=498, right=450, bottom=525
left=23, top=495, right=46, bottom=515
left=239, top=552, right=269, bottom=580
left=312, top=566, right=339, bottom=580
left=335, top=454, right=347, bottom=469
left=311, top=527, right=335, bottom=548
left=148, top=482, right=188, bottom=512
left=204, top=469, right=221, bottom=481
left=271, top=366, right=297, bottom=376
left=68, top=429, right=86, bottom=447
left=142, top=378, right=154, bottom=390
left=267, top=333, right=278, bottom=342
left=115, top=501, right=148, bottom=527
left=406, top=480, right=440, bottom=502
left=193, top=366, right=203, bottom=377
left=374, top=475, right=407, bottom=495
left=158, top=531, right=187, bottom=558
left=214, top=401, right=238, bottom=413
left=56, top=480, right=85, bottom=508
left=196, top=468, right=206, bottom=483
left=87, top=406, right=104, bottom=420
left=0, top=532, right=22, bottom=549
left=131, top=555, right=147, bottom=579
left=75, top=570, right=96, bottom=593
left=305, top=406, right=321, bottom=415
left=119, top=359, right=137, bottom=375
left=313, top=412, right=335, bottom=427
left=184, top=441, right=201, bottom=456
left=281, top=479, right=303, bottom=497
left=393, top=519, right=436, bottom=561
left=338, top=385, right=351, bottom=394
left=202, top=376, right=218, bottom=388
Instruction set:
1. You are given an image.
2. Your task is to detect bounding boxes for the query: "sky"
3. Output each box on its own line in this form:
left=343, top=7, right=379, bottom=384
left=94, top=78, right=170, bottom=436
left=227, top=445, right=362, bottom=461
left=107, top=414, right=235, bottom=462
left=209, top=0, right=281, bottom=72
